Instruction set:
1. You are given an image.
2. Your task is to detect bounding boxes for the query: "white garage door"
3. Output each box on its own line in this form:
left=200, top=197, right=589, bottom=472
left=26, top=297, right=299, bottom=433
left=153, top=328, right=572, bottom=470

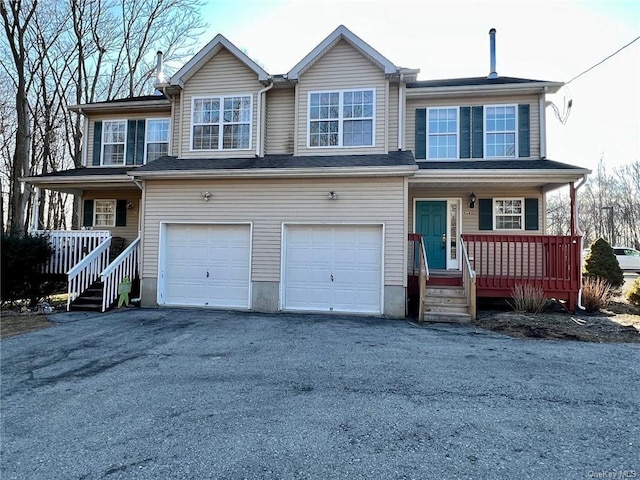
left=161, top=224, right=250, bottom=308
left=283, top=225, right=382, bottom=314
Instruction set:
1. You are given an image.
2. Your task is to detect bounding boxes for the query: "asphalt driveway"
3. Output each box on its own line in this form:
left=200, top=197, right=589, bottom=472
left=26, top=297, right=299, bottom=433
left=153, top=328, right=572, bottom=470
left=1, top=309, right=638, bottom=480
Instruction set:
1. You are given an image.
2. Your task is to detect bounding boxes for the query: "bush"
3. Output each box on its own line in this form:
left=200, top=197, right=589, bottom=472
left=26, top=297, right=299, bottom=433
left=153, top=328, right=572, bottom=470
left=583, top=238, right=624, bottom=289
left=1, top=232, right=57, bottom=307
left=581, top=276, right=613, bottom=312
left=509, top=283, right=547, bottom=313
left=626, top=277, right=640, bottom=308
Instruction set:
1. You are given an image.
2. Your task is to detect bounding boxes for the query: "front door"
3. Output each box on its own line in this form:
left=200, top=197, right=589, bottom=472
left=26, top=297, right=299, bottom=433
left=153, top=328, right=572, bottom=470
left=415, top=201, right=447, bottom=269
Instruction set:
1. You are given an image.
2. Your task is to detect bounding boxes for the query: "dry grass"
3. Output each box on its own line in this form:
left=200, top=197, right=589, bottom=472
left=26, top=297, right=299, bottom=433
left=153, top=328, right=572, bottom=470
left=582, top=277, right=613, bottom=312
left=509, top=283, right=547, bottom=313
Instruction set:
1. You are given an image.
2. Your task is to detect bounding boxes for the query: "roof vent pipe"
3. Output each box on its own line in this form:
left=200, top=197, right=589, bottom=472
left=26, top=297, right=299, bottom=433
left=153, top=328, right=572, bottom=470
left=154, top=50, right=165, bottom=95
left=488, top=28, right=498, bottom=79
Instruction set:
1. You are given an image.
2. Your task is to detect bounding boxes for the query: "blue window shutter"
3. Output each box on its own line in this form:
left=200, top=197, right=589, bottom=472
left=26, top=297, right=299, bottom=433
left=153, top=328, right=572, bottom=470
left=135, top=120, right=145, bottom=164
left=479, top=198, right=493, bottom=230
left=115, top=200, right=127, bottom=227
left=472, top=106, right=483, bottom=158
left=525, top=198, right=538, bottom=230
left=415, top=108, right=426, bottom=160
left=518, top=104, right=530, bottom=157
left=83, top=199, right=94, bottom=226
left=126, top=120, right=136, bottom=165
left=92, top=121, right=102, bottom=166
left=459, top=107, right=471, bottom=158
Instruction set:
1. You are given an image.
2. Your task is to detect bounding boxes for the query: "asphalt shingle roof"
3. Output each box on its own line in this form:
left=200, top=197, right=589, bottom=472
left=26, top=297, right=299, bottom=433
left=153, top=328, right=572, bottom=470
left=29, top=167, right=131, bottom=178
left=417, top=159, right=587, bottom=171
left=407, top=76, right=554, bottom=88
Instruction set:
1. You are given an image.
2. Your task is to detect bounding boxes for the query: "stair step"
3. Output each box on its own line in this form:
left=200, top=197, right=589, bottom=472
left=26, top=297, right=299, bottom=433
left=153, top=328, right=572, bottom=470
left=69, top=303, right=102, bottom=311
left=425, top=294, right=467, bottom=305
left=426, top=287, right=466, bottom=297
left=423, top=312, right=472, bottom=323
left=424, top=304, right=470, bottom=314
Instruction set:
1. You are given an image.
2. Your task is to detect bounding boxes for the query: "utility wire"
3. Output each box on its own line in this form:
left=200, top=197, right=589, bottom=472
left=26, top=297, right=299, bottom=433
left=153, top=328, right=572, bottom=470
left=566, top=35, right=640, bottom=85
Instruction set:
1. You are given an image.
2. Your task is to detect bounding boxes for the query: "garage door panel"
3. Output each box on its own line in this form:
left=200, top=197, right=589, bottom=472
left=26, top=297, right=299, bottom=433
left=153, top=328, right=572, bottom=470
left=163, top=224, right=250, bottom=308
left=284, top=225, right=382, bottom=314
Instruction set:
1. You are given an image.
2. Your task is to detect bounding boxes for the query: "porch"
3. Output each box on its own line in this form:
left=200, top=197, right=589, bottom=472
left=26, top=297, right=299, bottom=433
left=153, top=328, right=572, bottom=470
left=33, top=230, right=141, bottom=312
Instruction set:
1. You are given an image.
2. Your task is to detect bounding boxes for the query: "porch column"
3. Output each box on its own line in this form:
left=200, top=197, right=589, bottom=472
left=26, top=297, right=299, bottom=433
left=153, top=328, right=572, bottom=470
left=31, top=186, right=40, bottom=231
left=570, top=182, right=577, bottom=237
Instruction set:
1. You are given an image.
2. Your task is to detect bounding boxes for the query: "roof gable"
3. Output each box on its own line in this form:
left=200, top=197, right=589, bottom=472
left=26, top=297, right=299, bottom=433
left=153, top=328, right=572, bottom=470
left=287, top=25, right=397, bottom=80
left=171, top=34, right=269, bottom=87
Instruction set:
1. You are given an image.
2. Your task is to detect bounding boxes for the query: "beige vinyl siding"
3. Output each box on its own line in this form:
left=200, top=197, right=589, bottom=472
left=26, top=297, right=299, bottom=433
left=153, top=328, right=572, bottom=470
left=83, top=189, right=141, bottom=243
left=408, top=187, right=544, bottom=235
left=143, top=177, right=405, bottom=286
left=295, top=40, right=387, bottom=156
left=265, top=88, right=295, bottom=154
left=179, top=48, right=263, bottom=158
left=85, top=111, right=170, bottom=167
left=406, top=94, right=540, bottom=159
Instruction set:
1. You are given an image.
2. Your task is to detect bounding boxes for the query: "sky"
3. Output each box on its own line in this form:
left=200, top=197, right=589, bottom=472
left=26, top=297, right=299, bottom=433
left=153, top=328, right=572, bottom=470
left=192, top=0, right=640, bottom=173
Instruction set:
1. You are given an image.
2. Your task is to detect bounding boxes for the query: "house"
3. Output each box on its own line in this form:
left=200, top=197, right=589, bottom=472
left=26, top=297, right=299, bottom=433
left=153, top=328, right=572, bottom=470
left=24, top=26, right=590, bottom=320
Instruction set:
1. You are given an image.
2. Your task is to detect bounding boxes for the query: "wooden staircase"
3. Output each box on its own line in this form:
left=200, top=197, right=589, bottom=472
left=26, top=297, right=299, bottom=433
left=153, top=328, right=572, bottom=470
left=69, top=280, right=104, bottom=311
left=422, top=271, right=472, bottom=323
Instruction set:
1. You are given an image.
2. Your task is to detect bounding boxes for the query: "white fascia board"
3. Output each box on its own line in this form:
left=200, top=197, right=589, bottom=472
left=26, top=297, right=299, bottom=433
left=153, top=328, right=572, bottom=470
left=405, top=82, right=564, bottom=98
left=410, top=168, right=590, bottom=183
left=22, top=174, right=134, bottom=185
left=287, top=25, right=397, bottom=80
left=130, top=165, right=418, bottom=180
left=171, top=34, right=270, bottom=87
left=67, top=101, right=171, bottom=113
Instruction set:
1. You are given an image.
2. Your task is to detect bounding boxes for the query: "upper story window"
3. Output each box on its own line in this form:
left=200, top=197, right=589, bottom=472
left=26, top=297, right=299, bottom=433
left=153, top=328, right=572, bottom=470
left=146, top=118, right=170, bottom=163
left=427, top=107, right=458, bottom=159
left=94, top=199, right=116, bottom=227
left=102, top=120, right=126, bottom=165
left=191, top=95, right=252, bottom=150
left=308, top=89, right=375, bottom=148
left=494, top=198, right=523, bottom=230
left=485, top=105, right=516, bottom=158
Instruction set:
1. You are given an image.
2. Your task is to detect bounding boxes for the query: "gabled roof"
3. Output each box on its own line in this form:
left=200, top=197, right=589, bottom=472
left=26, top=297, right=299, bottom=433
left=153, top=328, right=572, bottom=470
left=169, top=34, right=270, bottom=87
left=287, top=25, right=398, bottom=80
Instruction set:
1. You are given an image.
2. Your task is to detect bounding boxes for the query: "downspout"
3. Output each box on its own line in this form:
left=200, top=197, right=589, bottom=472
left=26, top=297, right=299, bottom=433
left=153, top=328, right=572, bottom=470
left=31, top=186, right=39, bottom=231
left=255, top=82, right=274, bottom=157
left=539, top=87, right=547, bottom=159
left=573, top=173, right=589, bottom=310
left=398, top=72, right=404, bottom=150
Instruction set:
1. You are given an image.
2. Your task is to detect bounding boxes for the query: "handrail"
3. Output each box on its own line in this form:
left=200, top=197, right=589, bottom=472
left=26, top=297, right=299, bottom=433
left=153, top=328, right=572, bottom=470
left=460, top=238, right=477, bottom=320
left=418, top=235, right=429, bottom=322
left=67, top=238, right=112, bottom=310
left=31, top=230, right=111, bottom=274
left=100, top=236, right=141, bottom=312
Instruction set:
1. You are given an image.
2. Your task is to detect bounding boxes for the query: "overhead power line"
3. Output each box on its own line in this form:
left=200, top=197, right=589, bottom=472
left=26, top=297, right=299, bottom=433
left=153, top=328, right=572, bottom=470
left=566, top=35, right=640, bottom=85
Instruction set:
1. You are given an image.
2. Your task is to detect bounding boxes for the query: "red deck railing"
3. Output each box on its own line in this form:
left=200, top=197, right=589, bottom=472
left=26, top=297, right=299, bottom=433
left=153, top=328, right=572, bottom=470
left=462, top=234, right=582, bottom=310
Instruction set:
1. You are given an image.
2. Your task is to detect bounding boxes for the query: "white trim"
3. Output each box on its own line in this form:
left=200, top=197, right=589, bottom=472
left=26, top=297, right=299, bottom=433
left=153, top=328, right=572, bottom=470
left=426, top=106, right=459, bottom=160
left=280, top=222, right=385, bottom=315
left=189, top=94, right=254, bottom=152
left=493, top=197, right=525, bottom=231
left=412, top=198, right=462, bottom=271
left=306, top=88, right=376, bottom=149
left=157, top=221, right=253, bottom=309
left=171, top=34, right=269, bottom=87
left=287, top=25, right=397, bottom=80
left=93, top=199, right=117, bottom=227
left=144, top=117, right=171, bottom=164
left=405, top=81, right=564, bottom=97
left=483, top=104, right=518, bottom=159
left=101, top=119, right=127, bottom=166
left=82, top=115, right=89, bottom=167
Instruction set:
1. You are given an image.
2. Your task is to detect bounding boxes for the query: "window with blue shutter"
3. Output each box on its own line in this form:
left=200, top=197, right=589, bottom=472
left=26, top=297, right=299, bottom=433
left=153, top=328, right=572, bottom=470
left=518, top=104, right=530, bottom=158
left=479, top=198, right=493, bottom=230
left=459, top=107, right=471, bottom=158
left=524, top=198, right=538, bottom=230
left=92, top=121, right=102, bottom=166
left=415, top=108, right=426, bottom=159
left=471, top=106, right=483, bottom=158
left=83, top=199, right=94, bottom=226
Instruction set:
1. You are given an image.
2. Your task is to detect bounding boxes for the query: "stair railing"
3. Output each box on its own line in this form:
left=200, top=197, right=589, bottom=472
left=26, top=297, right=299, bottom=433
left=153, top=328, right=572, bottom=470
left=418, top=235, right=429, bottom=322
left=460, top=237, right=477, bottom=320
left=67, top=237, right=112, bottom=310
left=100, top=235, right=141, bottom=312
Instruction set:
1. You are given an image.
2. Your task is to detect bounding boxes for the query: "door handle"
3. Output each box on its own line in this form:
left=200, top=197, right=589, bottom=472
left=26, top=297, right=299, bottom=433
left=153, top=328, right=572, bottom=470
left=331, top=273, right=334, bottom=282
left=206, top=271, right=210, bottom=278
left=441, top=233, right=446, bottom=249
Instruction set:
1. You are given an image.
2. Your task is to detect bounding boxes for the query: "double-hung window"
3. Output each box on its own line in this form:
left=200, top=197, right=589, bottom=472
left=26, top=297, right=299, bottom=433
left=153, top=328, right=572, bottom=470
left=485, top=105, right=516, bottom=158
left=94, top=200, right=116, bottom=227
left=427, top=107, right=458, bottom=159
left=309, top=89, right=374, bottom=147
left=102, top=120, right=126, bottom=165
left=494, top=198, right=523, bottom=230
left=146, top=118, right=170, bottom=162
left=192, top=95, right=251, bottom=150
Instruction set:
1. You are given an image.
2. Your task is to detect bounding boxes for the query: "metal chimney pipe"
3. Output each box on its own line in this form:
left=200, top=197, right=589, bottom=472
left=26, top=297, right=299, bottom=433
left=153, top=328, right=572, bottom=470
left=488, top=28, right=498, bottom=79
left=156, top=51, right=165, bottom=84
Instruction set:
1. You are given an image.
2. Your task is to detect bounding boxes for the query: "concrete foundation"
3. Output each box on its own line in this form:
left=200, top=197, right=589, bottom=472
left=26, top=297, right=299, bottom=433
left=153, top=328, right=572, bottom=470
left=140, top=277, right=158, bottom=308
left=252, top=281, right=280, bottom=313
left=384, top=285, right=407, bottom=318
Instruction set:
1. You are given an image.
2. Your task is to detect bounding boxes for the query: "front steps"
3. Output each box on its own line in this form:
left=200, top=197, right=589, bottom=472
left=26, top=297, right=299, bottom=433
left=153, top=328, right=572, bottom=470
left=423, top=285, right=472, bottom=323
left=69, top=281, right=104, bottom=312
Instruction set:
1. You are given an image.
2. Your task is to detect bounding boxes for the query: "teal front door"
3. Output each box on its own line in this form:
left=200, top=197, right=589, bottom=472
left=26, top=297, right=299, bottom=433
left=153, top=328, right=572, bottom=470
left=416, top=201, right=447, bottom=269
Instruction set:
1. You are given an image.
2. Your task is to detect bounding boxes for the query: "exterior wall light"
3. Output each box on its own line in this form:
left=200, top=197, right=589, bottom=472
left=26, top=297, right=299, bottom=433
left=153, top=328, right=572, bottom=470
left=328, top=191, right=338, bottom=200
left=201, top=191, right=211, bottom=201
left=469, top=192, right=476, bottom=208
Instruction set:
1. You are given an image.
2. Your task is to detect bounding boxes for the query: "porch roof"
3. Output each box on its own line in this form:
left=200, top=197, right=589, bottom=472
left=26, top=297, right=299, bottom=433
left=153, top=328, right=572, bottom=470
left=21, top=167, right=138, bottom=194
left=129, top=151, right=418, bottom=179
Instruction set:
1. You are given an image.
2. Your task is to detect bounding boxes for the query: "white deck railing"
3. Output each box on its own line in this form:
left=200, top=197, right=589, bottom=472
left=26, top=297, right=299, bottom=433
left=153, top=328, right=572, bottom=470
left=100, top=236, right=140, bottom=312
left=460, top=238, right=477, bottom=320
left=32, top=230, right=111, bottom=274
left=67, top=238, right=111, bottom=310
left=418, top=235, right=429, bottom=322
